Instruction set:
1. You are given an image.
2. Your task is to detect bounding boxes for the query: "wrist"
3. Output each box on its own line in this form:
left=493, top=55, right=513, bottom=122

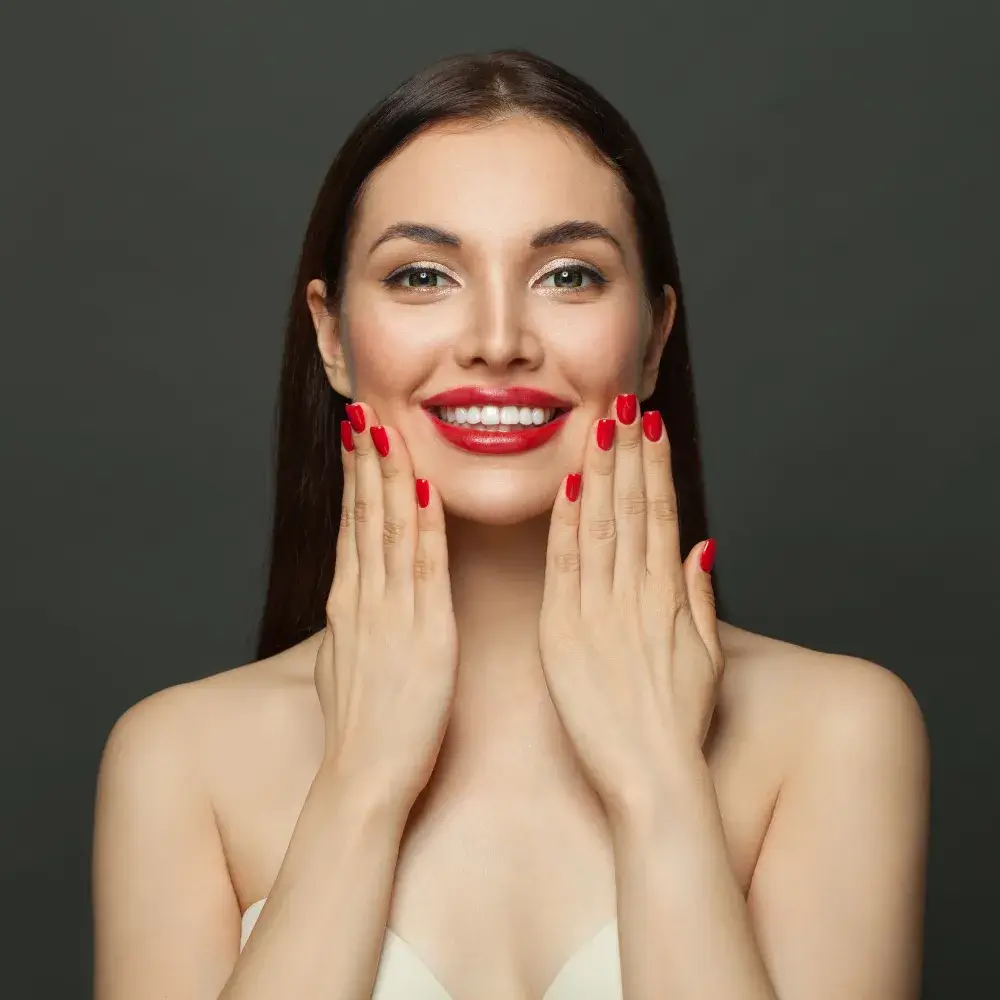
left=607, top=746, right=721, bottom=844
left=315, top=756, right=415, bottom=833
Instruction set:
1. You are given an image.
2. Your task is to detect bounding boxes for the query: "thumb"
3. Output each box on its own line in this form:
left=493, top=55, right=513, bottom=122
left=683, top=538, right=725, bottom=677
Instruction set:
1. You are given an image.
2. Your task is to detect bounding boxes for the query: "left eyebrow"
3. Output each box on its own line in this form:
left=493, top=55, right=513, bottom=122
left=529, top=220, right=624, bottom=259
left=368, top=219, right=624, bottom=260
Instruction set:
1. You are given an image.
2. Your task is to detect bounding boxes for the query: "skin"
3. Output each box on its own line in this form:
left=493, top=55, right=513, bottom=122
left=92, top=116, right=930, bottom=1000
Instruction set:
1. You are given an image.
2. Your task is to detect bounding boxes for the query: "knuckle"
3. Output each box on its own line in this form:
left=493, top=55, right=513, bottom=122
left=325, top=586, right=351, bottom=620
left=339, top=505, right=355, bottom=530
left=554, top=549, right=581, bottom=573
left=354, top=498, right=372, bottom=523
left=663, top=589, right=686, bottom=619
left=587, top=516, right=617, bottom=542
left=617, top=434, right=642, bottom=452
left=413, top=556, right=436, bottom=579
left=648, top=496, right=678, bottom=523
left=619, top=486, right=647, bottom=517
left=382, top=518, right=406, bottom=546
left=380, top=461, right=402, bottom=481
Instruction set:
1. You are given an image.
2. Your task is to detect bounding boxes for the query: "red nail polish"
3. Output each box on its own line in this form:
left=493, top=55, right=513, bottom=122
left=345, top=403, right=366, bottom=433
left=371, top=425, right=389, bottom=458
left=340, top=419, right=354, bottom=452
left=415, top=478, right=430, bottom=508
left=615, top=393, right=637, bottom=425
left=565, top=472, right=582, bottom=502
left=642, top=410, right=663, bottom=442
left=596, top=418, right=616, bottom=451
left=699, top=538, right=716, bottom=573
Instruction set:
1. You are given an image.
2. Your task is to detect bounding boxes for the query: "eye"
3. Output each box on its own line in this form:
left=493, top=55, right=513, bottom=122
left=382, top=265, right=456, bottom=291
left=536, top=264, right=607, bottom=291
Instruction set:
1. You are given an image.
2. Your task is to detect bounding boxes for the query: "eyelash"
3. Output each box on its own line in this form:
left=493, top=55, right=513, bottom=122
left=381, top=262, right=608, bottom=292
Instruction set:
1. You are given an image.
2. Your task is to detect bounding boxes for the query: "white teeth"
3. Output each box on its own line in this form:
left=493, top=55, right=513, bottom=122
left=434, top=405, right=558, bottom=428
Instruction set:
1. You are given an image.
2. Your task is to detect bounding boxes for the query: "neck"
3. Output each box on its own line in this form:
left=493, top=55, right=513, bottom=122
left=435, top=511, right=575, bottom=779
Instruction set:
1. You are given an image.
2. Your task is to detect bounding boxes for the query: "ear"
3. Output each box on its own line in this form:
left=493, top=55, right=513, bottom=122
left=638, top=284, right=677, bottom=402
left=306, top=278, right=353, bottom=398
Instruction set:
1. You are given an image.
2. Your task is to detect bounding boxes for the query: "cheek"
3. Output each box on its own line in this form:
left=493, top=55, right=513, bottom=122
left=340, top=298, right=439, bottom=400
left=548, top=307, right=646, bottom=393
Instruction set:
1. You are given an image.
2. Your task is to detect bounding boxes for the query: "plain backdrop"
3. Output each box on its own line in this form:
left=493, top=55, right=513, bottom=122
left=1, top=0, right=997, bottom=997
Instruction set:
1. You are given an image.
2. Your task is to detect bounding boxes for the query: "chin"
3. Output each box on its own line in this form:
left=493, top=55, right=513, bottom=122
left=435, top=472, right=564, bottom=526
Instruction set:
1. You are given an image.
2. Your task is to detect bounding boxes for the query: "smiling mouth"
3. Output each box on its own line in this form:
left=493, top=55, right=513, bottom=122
left=428, top=404, right=568, bottom=430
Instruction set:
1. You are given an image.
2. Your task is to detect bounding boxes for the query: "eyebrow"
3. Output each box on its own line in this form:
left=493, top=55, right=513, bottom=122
left=367, top=219, right=624, bottom=258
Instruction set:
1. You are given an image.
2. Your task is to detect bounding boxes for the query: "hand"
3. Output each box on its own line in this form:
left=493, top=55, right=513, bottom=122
left=315, top=401, right=459, bottom=809
left=538, top=394, right=725, bottom=820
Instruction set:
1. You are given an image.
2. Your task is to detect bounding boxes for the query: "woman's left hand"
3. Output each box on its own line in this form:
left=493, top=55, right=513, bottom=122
left=539, top=393, right=725, bottom=820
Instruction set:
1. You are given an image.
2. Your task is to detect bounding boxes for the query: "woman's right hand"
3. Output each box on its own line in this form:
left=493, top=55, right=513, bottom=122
left=315, top=400, right=459, bottom=809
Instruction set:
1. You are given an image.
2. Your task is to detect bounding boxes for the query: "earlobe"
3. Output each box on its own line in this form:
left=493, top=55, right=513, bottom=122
left=638, top=284, right=677, bottom=401
left=306, top=278, right=353, bottom=398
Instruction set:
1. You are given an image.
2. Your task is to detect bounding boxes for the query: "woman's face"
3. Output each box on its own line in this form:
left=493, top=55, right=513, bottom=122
left=309, top=115, right=674, bottom=525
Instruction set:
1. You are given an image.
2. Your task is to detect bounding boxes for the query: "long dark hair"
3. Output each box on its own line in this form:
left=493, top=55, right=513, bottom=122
left=255, top=49, right=723, bottom=661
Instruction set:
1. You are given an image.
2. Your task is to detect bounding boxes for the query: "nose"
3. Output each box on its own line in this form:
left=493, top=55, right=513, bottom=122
left=453, top=283, right=543, bottom=372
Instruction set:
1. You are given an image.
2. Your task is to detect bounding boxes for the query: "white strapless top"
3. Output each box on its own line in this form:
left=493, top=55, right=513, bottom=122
left=241, top=898, right=622, bottom=999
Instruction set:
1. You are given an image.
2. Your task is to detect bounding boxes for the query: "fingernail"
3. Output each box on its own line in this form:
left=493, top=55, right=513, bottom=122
left=371, top=425, right=389, bottom=457
left=615, top=393, right=637, bottom=425
left=340, top=419, right=354, bottom=452
left=699, top=538, right=717, bottom=573
left=565, top=472, right=582, bottom=502
left=415, top=478, right=430, bottom=508
left=642, top=410, right=663, bottom=442
left=596, top=418, right=616, bottom=451
left=345, top=403, right=366, bottom=433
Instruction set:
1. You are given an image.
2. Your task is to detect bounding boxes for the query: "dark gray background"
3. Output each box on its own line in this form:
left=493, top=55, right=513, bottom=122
left=2, top=0, right=997, bottom=997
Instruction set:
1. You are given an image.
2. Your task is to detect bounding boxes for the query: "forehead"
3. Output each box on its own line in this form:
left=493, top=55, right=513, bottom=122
left=352, top=116, right=632, bottom=244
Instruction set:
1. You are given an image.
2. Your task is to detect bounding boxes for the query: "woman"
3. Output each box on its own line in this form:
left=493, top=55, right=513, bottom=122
left=92, top=50, right=930, bottom=1000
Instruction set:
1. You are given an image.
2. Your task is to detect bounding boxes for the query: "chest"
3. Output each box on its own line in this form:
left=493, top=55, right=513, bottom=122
left=221, top=722, right=779, bottom=1000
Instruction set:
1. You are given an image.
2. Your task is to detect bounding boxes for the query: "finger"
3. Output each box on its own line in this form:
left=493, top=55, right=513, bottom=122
left=543, top=472, right=583, bottom=616
left=412, top=477, right=453, bottom=627
left=579, top=415, right=617, bottom=606
left=641, top=409, right=685, bottom=596
left=683, top=538, right=725, bottom=675
left=609, top=393, right=646, bottom=594
left=370, top=422, right=418, bottom=610
left=329, top=417, right=359, bottom=614
left=346, top=401, right=385, bottom=605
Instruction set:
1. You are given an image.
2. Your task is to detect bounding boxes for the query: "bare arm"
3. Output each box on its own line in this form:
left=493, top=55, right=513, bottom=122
left=219, top=760, right=408, bottom=1000
left=610, top=658, right=930, bottom=1000
left=95, top=401, right=457, bottom=1000
left=92, top=686, right=410, bottom=1000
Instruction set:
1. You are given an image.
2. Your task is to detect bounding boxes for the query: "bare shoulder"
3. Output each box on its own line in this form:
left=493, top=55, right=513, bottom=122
left=717, top=620, right=929, bottom=773
left=100, top=629, right=325, bottom=792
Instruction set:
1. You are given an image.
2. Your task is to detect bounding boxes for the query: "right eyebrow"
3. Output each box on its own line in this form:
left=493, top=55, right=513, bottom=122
left=368, top=222, right=461, bottom=255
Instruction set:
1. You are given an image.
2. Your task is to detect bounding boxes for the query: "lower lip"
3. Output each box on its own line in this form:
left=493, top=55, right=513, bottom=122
left=424, top=409, right=570, bottom=454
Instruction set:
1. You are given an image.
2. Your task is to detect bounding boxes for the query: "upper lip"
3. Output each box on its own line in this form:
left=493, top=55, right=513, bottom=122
left=422, top=386, right=573, bottom=409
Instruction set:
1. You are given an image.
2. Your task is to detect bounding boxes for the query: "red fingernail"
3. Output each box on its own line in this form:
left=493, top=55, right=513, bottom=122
left=615, top=393, right=637, bottom=425
left=345, top=403, right=366, bottom=433
left=370, top=425, right=389, bottom=457
left=699, top=538, right=717, bottom=573
left=565, top=472, right=582, bottom=502
left=596, top=418, right=616, bottom=450
left=340, top=419, right=354, bottom=452
left=415, top=478, right=430, bottom=508
left=642, top=410, right=663, bottom=442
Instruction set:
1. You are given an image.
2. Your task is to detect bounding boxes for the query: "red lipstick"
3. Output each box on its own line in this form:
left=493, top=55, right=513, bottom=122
left=421, top=385, right=573, bottom=455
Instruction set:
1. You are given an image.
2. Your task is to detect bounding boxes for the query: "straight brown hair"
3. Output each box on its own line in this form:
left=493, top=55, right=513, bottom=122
left=255, top=49, right=723, bottom=661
